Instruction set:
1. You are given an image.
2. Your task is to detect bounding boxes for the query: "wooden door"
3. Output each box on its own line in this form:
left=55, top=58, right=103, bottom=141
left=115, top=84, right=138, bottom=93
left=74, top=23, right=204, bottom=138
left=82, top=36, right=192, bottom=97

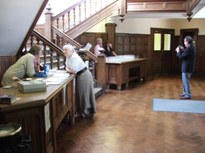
left=151, top=28, right=175, bottom=75
left=180, top=28, right=198, bottom=46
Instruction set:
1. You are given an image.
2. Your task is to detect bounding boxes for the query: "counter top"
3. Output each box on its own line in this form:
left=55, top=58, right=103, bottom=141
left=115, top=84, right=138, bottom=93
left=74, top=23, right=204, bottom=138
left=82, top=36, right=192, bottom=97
left=0, top=70, right=75, bottom=112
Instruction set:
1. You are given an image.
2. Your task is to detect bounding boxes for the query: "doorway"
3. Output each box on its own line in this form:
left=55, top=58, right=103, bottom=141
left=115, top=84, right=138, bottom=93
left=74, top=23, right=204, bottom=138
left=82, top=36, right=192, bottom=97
left=151, top=28, right=175, bottom=75
left=180, top=28, right=198, bottom=47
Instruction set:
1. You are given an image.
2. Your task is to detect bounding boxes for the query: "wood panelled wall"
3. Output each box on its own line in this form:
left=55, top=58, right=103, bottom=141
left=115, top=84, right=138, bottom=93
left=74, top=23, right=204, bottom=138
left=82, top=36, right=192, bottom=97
left=0, top=56, right=16, bottom=85
left=115, top=33, right=150, bottom=57
left=76, top=32, right=152, bottom=77
left=196, top=35, right=205, bottom=76
left=1, top=33, right=204, bottom=84
left=76, top=32, right=205, bottom=77
left=75, top=32, right=107, bottom=53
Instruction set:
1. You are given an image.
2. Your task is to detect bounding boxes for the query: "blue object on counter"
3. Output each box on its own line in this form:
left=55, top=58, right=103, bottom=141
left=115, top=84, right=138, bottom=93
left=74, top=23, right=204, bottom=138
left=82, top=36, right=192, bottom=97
left=44, top=64, right=50, bottom=75
left=35, top=72, right=47, bottom=78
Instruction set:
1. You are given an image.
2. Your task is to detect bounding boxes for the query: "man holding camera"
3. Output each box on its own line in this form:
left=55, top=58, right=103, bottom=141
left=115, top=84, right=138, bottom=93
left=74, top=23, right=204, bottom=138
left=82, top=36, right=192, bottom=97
left=175, top=36, right=196, bottom=99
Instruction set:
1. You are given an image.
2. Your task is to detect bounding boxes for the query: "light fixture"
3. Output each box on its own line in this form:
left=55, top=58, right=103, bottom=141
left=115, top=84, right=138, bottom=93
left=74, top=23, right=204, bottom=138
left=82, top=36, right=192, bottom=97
left=186, top=12, right=193, bottom=22
left=46, top=4, right=52, bottom=12
left=119, top=15, right=125, bottom=22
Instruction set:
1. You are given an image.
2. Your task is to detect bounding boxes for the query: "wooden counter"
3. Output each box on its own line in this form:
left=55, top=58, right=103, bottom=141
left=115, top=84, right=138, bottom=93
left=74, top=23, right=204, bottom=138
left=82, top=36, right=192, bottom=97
left=0, top=71, right=75, bottom=153
left=105, top=55, right=148, bottom=90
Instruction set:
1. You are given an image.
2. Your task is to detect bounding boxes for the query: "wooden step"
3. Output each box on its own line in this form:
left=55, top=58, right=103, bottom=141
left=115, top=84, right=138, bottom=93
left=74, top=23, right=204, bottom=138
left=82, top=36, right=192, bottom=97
left=94, top=87, right=103, bottom=98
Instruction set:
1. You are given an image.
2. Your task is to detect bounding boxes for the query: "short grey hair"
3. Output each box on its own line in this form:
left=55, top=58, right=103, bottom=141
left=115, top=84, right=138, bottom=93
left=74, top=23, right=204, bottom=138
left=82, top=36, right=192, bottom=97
left=96, top=38, right=102, bottom=43
left=63, top=44, right=75, bottom=52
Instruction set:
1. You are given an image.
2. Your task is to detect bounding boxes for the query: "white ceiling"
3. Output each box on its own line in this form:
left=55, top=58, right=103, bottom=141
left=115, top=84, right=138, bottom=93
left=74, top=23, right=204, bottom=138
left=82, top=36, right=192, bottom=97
left=0, top=0, right=45, bottom=56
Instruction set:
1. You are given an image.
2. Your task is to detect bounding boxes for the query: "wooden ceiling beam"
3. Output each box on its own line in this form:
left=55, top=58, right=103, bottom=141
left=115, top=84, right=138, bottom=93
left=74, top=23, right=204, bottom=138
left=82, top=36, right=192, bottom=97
left=127, top=1, right=187, bottom=12
left=126, top=0, right=200, bottom=13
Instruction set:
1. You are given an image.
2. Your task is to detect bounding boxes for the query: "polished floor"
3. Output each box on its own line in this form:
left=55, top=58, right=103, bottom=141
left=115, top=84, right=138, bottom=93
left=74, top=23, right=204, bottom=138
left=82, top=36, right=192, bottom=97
left=56, top=76, right=205, bottom=153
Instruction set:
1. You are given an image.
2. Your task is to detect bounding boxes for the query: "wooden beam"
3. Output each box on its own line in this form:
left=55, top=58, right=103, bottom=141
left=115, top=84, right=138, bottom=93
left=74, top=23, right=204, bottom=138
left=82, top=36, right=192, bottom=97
left=127, top=1, right=187, bottom=12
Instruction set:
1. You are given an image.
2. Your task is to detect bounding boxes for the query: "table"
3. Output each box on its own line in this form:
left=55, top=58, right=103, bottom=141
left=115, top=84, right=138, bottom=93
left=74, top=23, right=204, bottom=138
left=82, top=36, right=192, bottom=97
left=0, top=71, right=75, bottom=153
left=106, top=55, right=148, bottom=90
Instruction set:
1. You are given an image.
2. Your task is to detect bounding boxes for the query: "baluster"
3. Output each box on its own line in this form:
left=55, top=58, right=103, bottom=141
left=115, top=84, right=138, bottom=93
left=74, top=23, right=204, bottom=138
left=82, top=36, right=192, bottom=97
left=73, top=8, right=76, bottom=26
left=67, top=12, right=70, bottom=30
left=56, top=18, right=59, bottom=29
left=57, top=53, right=60, bottom=70
left=101, top=0, right=104, bottom=9
left=52, top=34, right=56, bottom=45
left=30, top=35, right=33, bottom=47
left=79, top=4, right=81, bottom=23
left=50, top=49, right=53, bottom=69
left=36, top=38, right=40, bottom=45
left=84, top=0, right=86, bottom=19
left=59, top=37, right=62, bottom=48
left=56, top=34, right=60, bottom=47
left=63, top=57, right=66, bottom=70
left=62, top=15, right=65, bottom=32
left=43, top=44, right=47, bottom=65
left=95, top=0, right=98, bottom=13
left=90, top=0, right=92, bottom=16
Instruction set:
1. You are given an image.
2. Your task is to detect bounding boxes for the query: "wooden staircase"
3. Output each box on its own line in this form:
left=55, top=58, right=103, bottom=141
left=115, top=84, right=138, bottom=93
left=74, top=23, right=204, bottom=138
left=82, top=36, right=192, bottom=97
left=51, top=0, right=118, bottom=39
left=21, top=0, right=120, bottom=97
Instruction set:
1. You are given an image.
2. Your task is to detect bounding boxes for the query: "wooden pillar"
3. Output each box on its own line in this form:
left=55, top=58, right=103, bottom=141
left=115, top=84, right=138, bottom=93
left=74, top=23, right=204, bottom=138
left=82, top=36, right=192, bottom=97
left=45, top=7, right=53, bottom=41
left=105, top=23, right=117, bottom=51
left=96, top=54, right=106, bottom=89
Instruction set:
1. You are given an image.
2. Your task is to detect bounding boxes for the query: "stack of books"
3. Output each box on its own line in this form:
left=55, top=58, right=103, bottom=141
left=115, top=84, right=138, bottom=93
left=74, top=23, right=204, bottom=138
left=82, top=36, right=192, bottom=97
left=0, top=94, right=16, bottom=104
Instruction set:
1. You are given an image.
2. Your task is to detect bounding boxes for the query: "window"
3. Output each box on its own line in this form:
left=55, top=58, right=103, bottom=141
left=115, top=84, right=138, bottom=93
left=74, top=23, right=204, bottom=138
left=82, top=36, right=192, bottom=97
left=152, top=28, right=173, bottom=52
left=164, top=34, right=171, bottom=51
left=154, top=33, right=161, bottom=51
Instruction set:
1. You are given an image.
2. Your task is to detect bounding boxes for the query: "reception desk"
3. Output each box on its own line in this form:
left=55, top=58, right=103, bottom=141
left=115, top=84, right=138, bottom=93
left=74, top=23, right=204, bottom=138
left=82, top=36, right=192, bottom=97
left=105, top=55, right=148, bottom=90
left=0, top=71, right=75, bottom=153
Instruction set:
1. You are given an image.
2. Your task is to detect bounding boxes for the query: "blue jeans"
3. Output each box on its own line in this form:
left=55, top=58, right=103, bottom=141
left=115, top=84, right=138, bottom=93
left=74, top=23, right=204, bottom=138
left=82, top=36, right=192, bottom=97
left=182, top=72, right=192, bottom=97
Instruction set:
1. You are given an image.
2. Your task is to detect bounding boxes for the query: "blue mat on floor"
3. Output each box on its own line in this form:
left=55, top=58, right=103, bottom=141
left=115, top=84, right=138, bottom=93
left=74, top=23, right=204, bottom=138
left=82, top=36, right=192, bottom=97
left=153, top=98, right=205, bottom=114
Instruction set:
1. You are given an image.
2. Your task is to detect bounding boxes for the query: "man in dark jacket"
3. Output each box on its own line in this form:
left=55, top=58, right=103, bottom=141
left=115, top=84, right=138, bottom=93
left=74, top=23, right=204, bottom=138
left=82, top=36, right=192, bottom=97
left=176, top=36, right=196, bottom=99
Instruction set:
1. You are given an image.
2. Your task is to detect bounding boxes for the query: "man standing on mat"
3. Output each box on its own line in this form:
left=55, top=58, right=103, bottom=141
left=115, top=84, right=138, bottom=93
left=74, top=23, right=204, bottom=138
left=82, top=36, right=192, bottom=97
left=175, top=36, right=196, bottom=99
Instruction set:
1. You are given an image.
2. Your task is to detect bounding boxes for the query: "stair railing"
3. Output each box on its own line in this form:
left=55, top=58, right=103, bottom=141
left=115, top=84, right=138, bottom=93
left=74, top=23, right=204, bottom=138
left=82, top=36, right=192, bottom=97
left=21, top=30, right=66, bottom=70
left=52, top=0, right=115, bottom=32
left=52, top=26, right=97, bottom=61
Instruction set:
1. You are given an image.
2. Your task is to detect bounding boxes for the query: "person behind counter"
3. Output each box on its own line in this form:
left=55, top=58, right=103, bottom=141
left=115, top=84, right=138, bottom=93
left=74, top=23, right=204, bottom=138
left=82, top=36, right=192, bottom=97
left=103, top=41, right=117, bottom=57
left=1, top=45, right=42, bottom=86
left=63, top=44, right=96, bottom=119
left=94, top=38, right=104, bottom=56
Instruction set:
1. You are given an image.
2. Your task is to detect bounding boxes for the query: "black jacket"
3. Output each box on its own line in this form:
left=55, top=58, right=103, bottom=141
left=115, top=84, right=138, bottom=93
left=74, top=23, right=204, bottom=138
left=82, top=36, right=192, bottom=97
left=177, top=44, right=196, bottom=73
left=103, top=46, right=115, bottom=57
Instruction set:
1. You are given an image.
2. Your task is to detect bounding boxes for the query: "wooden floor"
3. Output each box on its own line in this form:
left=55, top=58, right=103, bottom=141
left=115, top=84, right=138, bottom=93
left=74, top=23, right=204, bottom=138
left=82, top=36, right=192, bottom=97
left=56, top=75, right=205, bottom=153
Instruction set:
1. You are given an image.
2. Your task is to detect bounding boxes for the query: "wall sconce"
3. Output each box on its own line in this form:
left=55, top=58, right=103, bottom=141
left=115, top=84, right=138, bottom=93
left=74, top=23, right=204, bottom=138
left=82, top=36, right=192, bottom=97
left=118, top=0, right=126, bottom=22
left=46, top=4, right=52, bottom=12
left=187, top=12, right=193, bottom=22
left=119, top=15, right=125, bottom=22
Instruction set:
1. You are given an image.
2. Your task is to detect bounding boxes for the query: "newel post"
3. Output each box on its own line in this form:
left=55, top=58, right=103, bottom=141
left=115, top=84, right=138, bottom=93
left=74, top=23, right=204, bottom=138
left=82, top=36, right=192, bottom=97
left=105, top=23, right=117, bottom=51
left=96, top=54, right=107, bottom=89
left=45, top=5, right=53, bottom=41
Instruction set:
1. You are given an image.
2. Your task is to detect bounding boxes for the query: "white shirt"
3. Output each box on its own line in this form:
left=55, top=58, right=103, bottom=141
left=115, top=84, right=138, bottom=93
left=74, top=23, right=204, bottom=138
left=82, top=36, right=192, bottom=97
left=94, top=44, right=104, bottom=56
left=65, top=52, right=86, bottom=73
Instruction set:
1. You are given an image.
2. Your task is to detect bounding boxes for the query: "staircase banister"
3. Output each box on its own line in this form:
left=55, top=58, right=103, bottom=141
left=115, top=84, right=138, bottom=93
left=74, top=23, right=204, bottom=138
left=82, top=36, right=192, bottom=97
left=86, top=51, right=98, bottom=61
left=52, top=26, right=83, bottom=48
left=52, top=26, right=98, bottom=61
left=52, top=0, right=86, bottom=21
left=65, top=0, right=118, bottom=38
left=32, top=29, right=65, bottom=58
